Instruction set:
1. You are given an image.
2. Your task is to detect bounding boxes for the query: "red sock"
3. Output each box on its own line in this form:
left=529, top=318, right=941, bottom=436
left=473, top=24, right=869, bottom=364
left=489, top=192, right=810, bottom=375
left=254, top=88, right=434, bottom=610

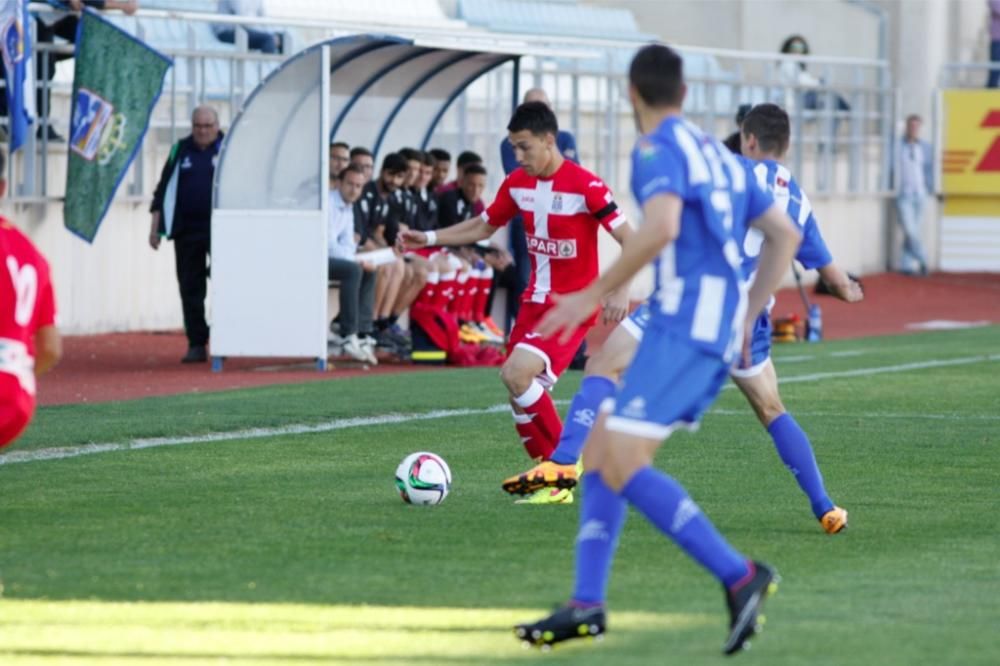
left=415, top=271, right=438, bottom=307
left=512, top=410, right=549, bottom=460
left=452, top=271, right=472, bottom=320
left=472, top=266, right=493, bottom=323
left=434, top=270, right=455, bottom=309
left=513, top=381, right=562, bottom=460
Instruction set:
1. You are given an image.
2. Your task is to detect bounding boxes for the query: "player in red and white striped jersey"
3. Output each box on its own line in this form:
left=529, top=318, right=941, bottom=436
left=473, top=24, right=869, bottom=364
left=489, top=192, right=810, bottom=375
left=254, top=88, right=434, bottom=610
left=0, top=150, right=62, bottom=449
left=399, top=103, right=632, bottom=489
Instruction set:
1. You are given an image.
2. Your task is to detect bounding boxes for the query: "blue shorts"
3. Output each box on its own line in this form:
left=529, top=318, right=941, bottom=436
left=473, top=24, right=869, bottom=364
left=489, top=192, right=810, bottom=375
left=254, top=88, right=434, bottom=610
left=604, top=325, right=729, bottom=440
left=730, top=312, right=772, bottom=378
left=620, top=301, right=651, bottom=340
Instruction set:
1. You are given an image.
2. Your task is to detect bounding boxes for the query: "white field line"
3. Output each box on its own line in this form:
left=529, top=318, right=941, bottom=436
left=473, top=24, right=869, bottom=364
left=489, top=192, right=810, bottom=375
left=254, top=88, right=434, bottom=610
left=708, top=408, right=1000, bottom=421
left=2, top=354, right=997, bottom=467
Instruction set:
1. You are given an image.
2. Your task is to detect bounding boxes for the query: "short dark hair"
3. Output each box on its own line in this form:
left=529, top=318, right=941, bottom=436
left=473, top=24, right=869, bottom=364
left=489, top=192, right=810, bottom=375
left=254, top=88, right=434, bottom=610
left=399, top=147, right=424, bottom=163
left=456, top=150, right=482, bottom=168
left=381, top=152, right=409, bottom=175
left=421, top=151, right=435, bottom=166
left=906, top=114, right=922, bottom=123
left=429, top=148, right=451, bottom=163
left=339, top=163, right=366, bottom=180
left=629, top=44, right=684, bottom=108
left=507, top=101, right=558, bottom=136
left=780, top=35, right=810, bottom=55
left=741, top=103, right=790, bottom=156
left=722, top=131, right=741, bottom=155
left=350, top=146, right=373, bottom=160
left=463, top=163, right=487, bottom=177
left=330, top=141, right=349, bottom=151
left=735, top=103, right=753, bottom=126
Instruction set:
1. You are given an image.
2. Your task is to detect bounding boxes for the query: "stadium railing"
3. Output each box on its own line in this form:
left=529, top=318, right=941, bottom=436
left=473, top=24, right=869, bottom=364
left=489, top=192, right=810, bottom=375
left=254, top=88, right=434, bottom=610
left=2, top=3, right=895, bottom=205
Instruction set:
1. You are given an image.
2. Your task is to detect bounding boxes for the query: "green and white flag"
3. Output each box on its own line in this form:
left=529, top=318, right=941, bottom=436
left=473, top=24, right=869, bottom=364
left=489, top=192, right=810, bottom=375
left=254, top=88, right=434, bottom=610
left=65, top=10, right=171, bottom=243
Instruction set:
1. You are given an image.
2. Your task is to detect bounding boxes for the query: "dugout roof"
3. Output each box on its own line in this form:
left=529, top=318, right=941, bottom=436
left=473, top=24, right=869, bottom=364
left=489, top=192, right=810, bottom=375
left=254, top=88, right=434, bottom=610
left=215, top=33, right=596, bottom=211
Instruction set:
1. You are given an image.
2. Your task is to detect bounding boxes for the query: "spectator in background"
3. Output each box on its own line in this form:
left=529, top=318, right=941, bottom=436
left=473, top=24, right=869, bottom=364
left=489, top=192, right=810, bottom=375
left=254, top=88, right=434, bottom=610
left=0, top=148, right=62, bottom=450
left=500, top=88, right=578, bottom=328
left=327, top=163, right=377, bottom=365
left=149, top=106, right=223, bottom=364
left=989, top=1, right=1000, bottom=88
left=0, top=0, right=139, bottom=141
left=212, top=0, right=281, bottom=54
left=428, top=148, right=451, bottom=191
left=778, top=35, right=850, bottom=117
left=328, top=141, right=350, bottom=186
left=893, top=114, right=932, bottom=276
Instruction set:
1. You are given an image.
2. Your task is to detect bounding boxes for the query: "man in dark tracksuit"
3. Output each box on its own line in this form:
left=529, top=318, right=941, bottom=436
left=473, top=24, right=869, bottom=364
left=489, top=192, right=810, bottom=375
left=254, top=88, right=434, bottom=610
left=149, top=106, right=223, bottom=363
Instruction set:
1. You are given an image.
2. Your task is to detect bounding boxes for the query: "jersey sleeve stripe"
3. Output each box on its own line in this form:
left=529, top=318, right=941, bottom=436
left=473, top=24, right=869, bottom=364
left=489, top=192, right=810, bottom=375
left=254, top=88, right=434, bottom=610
left=606, top=213, right=628, bottom=229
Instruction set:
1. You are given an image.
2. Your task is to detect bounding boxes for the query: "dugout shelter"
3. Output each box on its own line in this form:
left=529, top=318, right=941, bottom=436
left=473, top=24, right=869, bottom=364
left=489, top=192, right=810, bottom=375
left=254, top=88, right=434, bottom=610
left=210, top=35, right=583, bottom=371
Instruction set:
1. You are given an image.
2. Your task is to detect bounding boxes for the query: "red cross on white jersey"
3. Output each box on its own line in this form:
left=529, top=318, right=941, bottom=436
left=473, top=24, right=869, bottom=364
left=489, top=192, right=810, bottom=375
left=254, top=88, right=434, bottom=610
left=483, top=160, right=626, bottom=304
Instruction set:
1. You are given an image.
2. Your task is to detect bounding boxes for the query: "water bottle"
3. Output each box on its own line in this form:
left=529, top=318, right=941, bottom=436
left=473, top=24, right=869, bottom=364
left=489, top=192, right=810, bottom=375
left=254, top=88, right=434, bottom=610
left=806, top=304, right=823, bottom=342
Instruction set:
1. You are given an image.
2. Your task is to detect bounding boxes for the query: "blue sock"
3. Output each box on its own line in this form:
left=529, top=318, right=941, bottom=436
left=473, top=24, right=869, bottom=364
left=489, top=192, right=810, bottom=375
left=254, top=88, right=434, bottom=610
left=550, top=376, right=616, bottom=465
left=621, top=466, right=749, bottom=587
left=571, top=471, right=627, bottom=605
left=768, top=413, right=834, bottom=519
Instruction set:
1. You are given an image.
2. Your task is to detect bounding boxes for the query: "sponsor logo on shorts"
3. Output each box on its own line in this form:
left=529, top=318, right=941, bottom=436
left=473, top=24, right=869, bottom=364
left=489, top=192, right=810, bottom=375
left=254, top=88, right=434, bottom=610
left=527, top=235, right=577, bottom=259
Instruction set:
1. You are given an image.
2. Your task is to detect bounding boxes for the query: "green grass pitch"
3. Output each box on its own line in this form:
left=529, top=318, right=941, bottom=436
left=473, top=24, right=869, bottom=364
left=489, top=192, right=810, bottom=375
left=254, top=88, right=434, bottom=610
left=1, top=327, right=998, bottom=665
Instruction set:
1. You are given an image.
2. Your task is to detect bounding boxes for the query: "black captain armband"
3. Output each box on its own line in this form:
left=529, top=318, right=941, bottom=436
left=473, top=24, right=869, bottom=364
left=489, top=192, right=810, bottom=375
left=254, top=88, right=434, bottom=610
left=593, top=201, right=619, bottom=220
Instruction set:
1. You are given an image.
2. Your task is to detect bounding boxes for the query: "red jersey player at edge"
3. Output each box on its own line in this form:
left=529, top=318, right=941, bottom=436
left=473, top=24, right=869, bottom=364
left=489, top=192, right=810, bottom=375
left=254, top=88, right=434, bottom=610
left=399, top=102, right=632, bottom=467
left=0, top=148, right=62, bottom=450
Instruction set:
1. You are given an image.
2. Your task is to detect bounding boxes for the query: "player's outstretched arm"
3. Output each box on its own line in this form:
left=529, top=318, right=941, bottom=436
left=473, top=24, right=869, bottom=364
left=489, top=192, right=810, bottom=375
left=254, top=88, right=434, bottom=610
left=396, top=216, right=495, bottom=251
left=538, top=194, right=680, bottom=343
left=746, top=205, right=801, bottom=321
left=817, top=263, right=864, bottom=302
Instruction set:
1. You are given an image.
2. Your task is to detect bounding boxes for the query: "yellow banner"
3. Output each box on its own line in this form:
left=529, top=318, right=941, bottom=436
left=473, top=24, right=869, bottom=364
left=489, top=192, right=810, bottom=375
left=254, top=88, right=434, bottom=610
left=942, top=90, right=1000, bottom=196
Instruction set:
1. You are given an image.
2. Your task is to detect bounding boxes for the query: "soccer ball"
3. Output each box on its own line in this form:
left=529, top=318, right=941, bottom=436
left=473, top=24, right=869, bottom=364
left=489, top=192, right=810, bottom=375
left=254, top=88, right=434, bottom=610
left=395, top=451, right=452, bottom=505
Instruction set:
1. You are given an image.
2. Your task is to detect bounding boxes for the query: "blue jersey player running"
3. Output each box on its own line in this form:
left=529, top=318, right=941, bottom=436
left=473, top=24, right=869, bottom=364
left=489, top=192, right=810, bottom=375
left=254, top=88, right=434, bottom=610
left=502, top=103, right=863, bottom=533
left=512, top=45, right=801, bottom=655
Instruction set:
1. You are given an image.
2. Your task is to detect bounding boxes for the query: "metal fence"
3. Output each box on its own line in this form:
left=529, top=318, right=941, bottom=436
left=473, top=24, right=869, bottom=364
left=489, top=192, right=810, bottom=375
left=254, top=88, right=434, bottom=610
left=3, top=4, right=896, bottom=207
left=940, top=61, right=1000, bottom=89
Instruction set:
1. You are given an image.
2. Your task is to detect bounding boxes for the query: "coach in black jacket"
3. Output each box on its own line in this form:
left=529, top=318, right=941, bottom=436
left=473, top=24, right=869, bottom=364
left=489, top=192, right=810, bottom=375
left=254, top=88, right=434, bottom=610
left=148, top=106, right=223, bottom=364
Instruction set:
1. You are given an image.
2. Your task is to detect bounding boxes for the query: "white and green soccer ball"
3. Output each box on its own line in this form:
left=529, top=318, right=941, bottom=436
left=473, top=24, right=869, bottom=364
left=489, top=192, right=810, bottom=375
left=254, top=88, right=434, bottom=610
left=395, top=452, right=452, bottom=505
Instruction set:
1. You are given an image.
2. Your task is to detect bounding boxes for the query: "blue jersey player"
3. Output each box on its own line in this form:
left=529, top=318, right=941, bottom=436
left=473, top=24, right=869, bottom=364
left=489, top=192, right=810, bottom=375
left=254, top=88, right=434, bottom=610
left=502, top=104, right=863, bottom=534
left=512, top=45, right=801, bottom=655
left=731, top=103, right=863, bottom=532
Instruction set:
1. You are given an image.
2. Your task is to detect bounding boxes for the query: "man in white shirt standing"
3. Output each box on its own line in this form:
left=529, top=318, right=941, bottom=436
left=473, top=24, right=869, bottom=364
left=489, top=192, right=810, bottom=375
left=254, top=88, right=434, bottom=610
left=894, top=114, right=933, bottom=276
left=329, top=163, right=377, bottom=364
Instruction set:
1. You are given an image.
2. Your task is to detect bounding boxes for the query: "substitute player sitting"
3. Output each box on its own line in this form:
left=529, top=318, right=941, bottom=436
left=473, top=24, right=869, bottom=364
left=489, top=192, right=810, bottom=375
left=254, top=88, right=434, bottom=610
left=399, top=102, right=631, bottom=484
left=1, top=149, right=62, bottom=450
left=502, top=102, right=863, bottom=533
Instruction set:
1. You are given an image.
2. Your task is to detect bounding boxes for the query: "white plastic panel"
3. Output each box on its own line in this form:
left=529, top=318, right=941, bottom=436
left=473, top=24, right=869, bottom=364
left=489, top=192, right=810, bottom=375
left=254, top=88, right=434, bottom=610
left=216, top=48, right=324, bottom=211
left=210, top=210, right=328, bottom=359
left=379, top=52, right=511, bottom=153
